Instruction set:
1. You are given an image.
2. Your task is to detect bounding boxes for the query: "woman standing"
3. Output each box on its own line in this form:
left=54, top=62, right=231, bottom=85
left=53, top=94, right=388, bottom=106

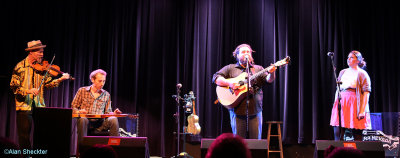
left=330, top=50, right=372, bottom=141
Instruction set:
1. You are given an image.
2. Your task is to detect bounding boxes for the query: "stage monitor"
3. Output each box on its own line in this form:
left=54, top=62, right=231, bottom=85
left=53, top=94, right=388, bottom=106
left=79, top=136, right=149, bottom=158
left=315, top=140, right=384, bottom=158
left=200, top=138, right=267, bottom=158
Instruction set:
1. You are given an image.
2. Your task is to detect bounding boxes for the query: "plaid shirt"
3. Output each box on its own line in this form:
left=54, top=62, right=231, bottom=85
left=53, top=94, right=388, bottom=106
left=71, top=86, right=112, bottom=114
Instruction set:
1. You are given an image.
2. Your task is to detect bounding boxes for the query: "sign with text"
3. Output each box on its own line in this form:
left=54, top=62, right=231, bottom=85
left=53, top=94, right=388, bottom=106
left=363, top=130, right=399, bottom=156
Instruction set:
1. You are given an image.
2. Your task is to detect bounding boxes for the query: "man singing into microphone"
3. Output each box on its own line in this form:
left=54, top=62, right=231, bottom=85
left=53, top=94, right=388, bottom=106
left=212, top=44, right=276, bottom=139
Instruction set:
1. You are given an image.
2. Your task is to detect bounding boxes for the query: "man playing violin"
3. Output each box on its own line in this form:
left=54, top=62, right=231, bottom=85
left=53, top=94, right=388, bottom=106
left=10, top=40, right=70, bottom=152
left=71, top=69, right=122, bottom=145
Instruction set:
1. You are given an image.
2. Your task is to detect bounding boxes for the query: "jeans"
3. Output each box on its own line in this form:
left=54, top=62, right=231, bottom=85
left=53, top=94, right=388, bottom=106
left=229, top=109, right=263, bottom=139
left=76, top=116, right=120, bottom=144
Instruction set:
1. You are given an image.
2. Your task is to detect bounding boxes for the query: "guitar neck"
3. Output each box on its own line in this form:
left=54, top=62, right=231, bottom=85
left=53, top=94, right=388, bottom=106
left=192, top=100, right=196, bottom=115
left=248, top=56, right=290, bottom=82
left=186, top=91, right=197, bottom=115
left=249, top=66, right=272, bottom=81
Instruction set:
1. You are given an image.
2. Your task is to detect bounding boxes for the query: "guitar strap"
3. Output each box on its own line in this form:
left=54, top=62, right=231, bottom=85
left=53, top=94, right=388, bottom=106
left=250, top=67, right=262, bottom=93
left=241, top=67, right=255, bottom=75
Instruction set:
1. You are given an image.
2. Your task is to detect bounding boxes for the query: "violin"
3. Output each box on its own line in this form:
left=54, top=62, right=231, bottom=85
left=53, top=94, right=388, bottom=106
left=32, top=60, right=75, bottom=80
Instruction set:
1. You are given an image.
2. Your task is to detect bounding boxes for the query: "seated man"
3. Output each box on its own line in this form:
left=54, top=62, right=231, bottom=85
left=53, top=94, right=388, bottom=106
left=72, top=69, right=122, bottom=144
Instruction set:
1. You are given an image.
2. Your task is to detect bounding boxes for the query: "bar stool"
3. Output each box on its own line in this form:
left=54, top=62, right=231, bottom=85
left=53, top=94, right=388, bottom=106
left=266, top=121, right=283, bottom=158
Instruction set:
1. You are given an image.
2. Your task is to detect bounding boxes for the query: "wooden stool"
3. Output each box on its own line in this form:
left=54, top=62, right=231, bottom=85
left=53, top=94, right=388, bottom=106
left=266, top=121, right=283, bottom=158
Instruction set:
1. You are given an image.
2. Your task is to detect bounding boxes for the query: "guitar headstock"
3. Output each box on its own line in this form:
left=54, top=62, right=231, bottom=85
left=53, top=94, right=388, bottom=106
left=274, top=56, right=291, bottom=67
left=128, top=114, right=139, bottom=119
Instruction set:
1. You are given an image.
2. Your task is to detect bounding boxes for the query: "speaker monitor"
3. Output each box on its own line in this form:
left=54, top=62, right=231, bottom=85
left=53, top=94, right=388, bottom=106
left=79, top=136, right=149, bottom=158
left=33, top=107, right=72, bottom=158
left=315, top=140, right=384, bottom=158
left=200, top=139, right=268, bottom=158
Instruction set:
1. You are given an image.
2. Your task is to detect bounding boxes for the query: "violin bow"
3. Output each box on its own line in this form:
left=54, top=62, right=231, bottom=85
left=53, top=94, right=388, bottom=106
left=37, top=54, right=56, bottom=93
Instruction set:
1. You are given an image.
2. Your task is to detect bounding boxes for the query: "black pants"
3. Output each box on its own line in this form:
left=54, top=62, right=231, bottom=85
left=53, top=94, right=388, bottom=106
left=16, top=110, right=33, bottom=150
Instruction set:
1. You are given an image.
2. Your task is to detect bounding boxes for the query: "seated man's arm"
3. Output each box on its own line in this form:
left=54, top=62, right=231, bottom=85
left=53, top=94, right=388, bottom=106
left=71, top=88, right=85, bottom=114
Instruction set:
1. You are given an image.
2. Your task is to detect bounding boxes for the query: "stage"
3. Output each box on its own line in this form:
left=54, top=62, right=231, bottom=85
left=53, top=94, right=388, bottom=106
left=1, top=0, right=400, bottom=157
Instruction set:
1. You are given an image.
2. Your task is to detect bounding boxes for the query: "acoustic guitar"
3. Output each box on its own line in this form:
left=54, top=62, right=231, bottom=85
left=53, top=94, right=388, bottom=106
left=216, top=56, right=290, bottom=109
left=186, top=91, right=201, bottom=135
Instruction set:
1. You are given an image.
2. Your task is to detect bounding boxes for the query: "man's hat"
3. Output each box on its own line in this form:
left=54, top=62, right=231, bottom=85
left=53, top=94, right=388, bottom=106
left=25, top=40, right=46, bottom=51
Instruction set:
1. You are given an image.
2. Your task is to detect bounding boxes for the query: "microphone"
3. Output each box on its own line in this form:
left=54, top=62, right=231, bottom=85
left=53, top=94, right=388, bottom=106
left=176, top=83, right=182, bottom=89
left=327, top=52, right=334, bottom=56
left=244, top=55, right=250, bottom=62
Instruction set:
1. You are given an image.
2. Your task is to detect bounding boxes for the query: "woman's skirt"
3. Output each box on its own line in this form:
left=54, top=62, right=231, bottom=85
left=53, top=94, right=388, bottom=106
left=330, top=91, right=371, bottom=129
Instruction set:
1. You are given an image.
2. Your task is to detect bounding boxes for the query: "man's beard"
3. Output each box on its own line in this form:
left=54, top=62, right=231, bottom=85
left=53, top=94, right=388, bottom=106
left=36, top=57, right=43, bottom=63
left=239, top=58, right=253, bottom=65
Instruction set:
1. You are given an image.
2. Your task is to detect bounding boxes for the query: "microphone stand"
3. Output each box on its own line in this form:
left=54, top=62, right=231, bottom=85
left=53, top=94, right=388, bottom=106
left=173, top=86, right=182, bottom=157
left=172, top=86, right=193, bottom=158
left=245, top=58, right=251, bottom=139
left=328, top=54, right=342, bottom=140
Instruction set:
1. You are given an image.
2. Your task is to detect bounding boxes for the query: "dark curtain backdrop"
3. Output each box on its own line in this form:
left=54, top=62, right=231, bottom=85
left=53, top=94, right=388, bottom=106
left=1, top=0, right=399, bottom=157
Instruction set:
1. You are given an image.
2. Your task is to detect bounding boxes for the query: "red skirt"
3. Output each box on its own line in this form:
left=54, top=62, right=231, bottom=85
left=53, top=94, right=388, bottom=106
left=330, top=91, right=371, bottom=129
